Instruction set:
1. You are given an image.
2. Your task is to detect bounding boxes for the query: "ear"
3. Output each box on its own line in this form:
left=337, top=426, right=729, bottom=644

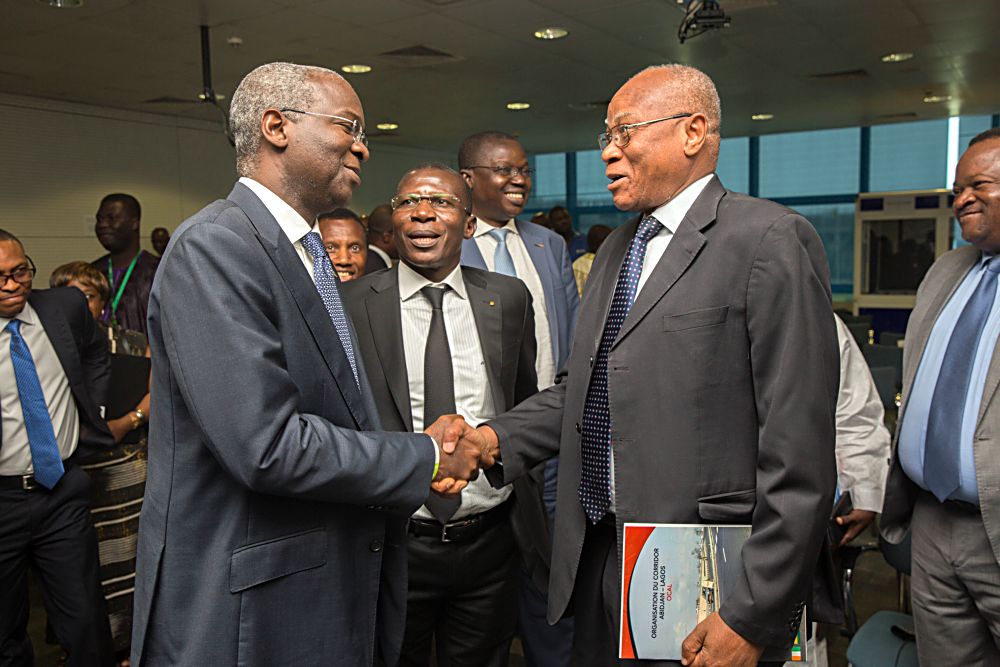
left=460, top=169, right=475, bottom=189
left=261, top=108, right=292, bottom=150
left=682, top=113, right=709, bottom=158
left=463, top=213, right=476, bottom=240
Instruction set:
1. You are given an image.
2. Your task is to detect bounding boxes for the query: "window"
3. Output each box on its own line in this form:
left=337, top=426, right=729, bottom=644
left=576, top=149, right=613, bottom=207
left=958, top=115, right=993, bottom=151
left=529, top=153, right=567, bottom=210
left=869, top=119, right=949, bottom=192
left=760, top=128, right=859, bottom=198
left=716, top=137, right=749, bottom=194
left=793, top=203, right=855, bottom=293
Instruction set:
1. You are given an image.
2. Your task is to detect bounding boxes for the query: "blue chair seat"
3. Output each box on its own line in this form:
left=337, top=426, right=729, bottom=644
left=846, top=610, right=918, bottom=667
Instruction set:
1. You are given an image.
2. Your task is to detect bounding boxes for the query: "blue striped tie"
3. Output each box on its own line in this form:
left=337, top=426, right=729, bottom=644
left=300, top=232, right=359, bottom=386
left=6, top=319, right=64, bottom=489
left=488, top=228, right=517, bottom=277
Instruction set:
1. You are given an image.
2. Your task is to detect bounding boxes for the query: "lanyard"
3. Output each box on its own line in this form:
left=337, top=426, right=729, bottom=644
left=107, top=253, right=140, bottom=327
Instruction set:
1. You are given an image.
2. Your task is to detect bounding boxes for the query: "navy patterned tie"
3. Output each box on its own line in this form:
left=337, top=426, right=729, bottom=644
left=579, top=215, right=662, bottom=523
left=6, top=319, right=65, bottom=488
left=923, top=257, right=1000, bottom=501
left=300, top=231, right=359, bottom=386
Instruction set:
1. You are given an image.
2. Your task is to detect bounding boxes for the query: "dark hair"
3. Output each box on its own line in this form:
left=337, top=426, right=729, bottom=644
left=0, top=228, right=22, bottom=247
left=458, top=131, right=519, bottom=169
left=969, top=127, right=1000, bottom=147
left=318, top=208, right=365, bottom=236
left=549, top=205, right=569, bottom=216
left=367, top=204, right=394, bottom=236
left=49, top=261, right=111, bottom=303
left=100, top=193, right=141, bottom=220
left=586, top=225, right=613, bottom=253
left=398, top=162, right=473, bottom=211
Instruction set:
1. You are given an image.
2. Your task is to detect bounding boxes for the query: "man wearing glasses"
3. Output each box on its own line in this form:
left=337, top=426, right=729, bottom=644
left=131, top=63, right=484, bottom=666
left=456, top=65, right=840, bottom=666
left=458, top=131, right=580, bottom=666
left=0, top=230, right=115, bottom=666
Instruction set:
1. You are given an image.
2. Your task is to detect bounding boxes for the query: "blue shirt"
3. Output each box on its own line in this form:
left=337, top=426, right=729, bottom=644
left=898, top=254, right=1000, bottom=505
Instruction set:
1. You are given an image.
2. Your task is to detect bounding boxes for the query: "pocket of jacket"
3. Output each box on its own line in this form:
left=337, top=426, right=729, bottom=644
left=229, top=528, right=327, bottom=593
left=662, top=305, right=729, bottom=332
left=697, top=488, right=756, bottom=522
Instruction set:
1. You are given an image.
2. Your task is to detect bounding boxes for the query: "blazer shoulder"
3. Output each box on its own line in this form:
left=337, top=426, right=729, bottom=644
left=465, top=266, right=529, bottom=297
left=517, top=219, right=565, bottom=249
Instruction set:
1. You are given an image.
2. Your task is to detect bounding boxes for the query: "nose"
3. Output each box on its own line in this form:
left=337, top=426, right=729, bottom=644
left=510, top=170, right=528, bottom=186
left=954, top=186, right=976, bottom=213
left=601, top=141, right=622, bottom=164
left=410, top=199, right=437, bottom=222
left=353, top=140, right=370, bottom=162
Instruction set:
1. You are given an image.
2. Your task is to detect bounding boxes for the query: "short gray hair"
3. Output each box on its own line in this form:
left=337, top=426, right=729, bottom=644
left=229, top=62, right=340, bottom=176
left=634, top=64, right=722, bottom=158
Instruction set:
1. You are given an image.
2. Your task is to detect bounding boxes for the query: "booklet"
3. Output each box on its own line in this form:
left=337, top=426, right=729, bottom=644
left=619, top=523, right=807, bottom=662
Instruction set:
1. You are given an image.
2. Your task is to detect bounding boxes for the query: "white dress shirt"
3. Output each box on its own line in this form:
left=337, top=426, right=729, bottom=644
left=239, top=177, right=319, bottom=278
left=368, top=245, right=392, bottom=269
left=833, top=315, right=891, bottom=512
left=473, top=218, right=557, bottom=388
left=0, top=303, right=80, bottom=475
left=398, top=262, right=511, bottom=519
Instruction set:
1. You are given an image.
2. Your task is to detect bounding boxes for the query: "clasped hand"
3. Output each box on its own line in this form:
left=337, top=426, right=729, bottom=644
left=424, top=415, right=498, bottom=496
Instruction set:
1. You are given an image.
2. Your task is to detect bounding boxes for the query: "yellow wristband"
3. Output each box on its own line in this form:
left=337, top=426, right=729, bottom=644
left=431, top=436, right=440, bottom=481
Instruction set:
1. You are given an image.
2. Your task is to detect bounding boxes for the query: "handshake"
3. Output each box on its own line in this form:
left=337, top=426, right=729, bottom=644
left=424, top=415, right=500, bottom=496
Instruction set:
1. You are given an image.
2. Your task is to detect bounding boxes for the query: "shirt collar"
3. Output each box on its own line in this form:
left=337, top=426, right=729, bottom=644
left=239, top=176, right=317, bottom=245
left=397, top=261, right=468, bottom=302
left=0, top=300, right=37, bottom=332
left=647, top=173, right=715, bottom=233
left=474, top=217, right=518, bottom=239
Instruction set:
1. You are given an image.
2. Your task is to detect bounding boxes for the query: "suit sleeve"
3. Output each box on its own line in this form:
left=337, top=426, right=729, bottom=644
left=717, top=214, right=839, bottom=647
left=74, top=289, right=112, bottom=411
left=158, top=221, right=434, bottom=511
left=557, top=235, right=581, bottom=348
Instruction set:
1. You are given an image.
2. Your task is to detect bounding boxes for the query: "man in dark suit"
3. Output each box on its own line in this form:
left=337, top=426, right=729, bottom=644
left=366, top=204, right=396, bottom=273
left=458, top=131, right=580, bottom=666
left=882, top=128, right=1000, bottom=665
left=455, top=64, right=840, bottom=666
left=130, top=62, right=483, bottom=667
left=0, top=230, right=115, bottom=666
left=344, top=163, right=550, bottom=665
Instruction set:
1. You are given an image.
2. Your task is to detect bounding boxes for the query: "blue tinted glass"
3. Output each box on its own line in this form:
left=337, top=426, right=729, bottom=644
left=870, top=119, right=949, bottom=191
left=716, top=137, right=749, bottom=194
left=529, top=153, right=567, bottom=209
left=760, top=128, right=859, bottom=198
left=576, top=149, right=613, bottom=207
left=959, top=115, right=993, bottom=151
left=794, top=203, right=855, bottom=292
left=577, top=209, right=633, bottom=234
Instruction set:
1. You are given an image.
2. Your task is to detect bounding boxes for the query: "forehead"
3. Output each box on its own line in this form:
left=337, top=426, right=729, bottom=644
left=0, top=241, right=26, bottom=265
left=399, top=169, right=465, bottom=196
left=959, top=140, right=1000, bottom=174
left=477, top=140, right=527, bottom=165
left=607, top=76, right=670, bottom=125
left=98, top=200, right=125, bottom=215
left=319, top=217, right=365, bottom=237
left=311, top=73, right=364, bottom=121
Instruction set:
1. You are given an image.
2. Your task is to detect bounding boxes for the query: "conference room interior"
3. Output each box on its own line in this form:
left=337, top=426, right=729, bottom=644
left=5, top=0, right=999, bottom=665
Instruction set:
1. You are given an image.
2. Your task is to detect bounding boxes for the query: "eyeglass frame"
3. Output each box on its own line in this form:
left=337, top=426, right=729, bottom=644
left=598, top=112, right=694, bottom=150
left=391, top=192, right=472, bottom=214
left=464, top=165, right=534, bottom=179
left=0, top=256, right=36, bottom=287
left=278, top=108, right=368, bottom=147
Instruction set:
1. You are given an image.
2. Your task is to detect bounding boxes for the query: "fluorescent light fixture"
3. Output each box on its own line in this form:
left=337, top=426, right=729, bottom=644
left=923, top=94, right=951, bottom=103
left=506, top=102, right=531, bottom=111
left=534, top=27, right=568, bottom=40
left=881, top=52, right=913, bottom=63
left=751, top=113, right=774, bottom=121
left=39, top=0, right=83, bottom=6
left=341, top=64, right=372, bottom=74
left=376, top=122, right=399, bottom=131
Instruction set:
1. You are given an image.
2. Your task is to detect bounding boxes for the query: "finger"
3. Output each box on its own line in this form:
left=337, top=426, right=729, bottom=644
left=836, top=516, right=845, bottom=525
left=431, top=478, right=455, bottom=493
left=681, top=626, right=705, bottom=664
left=442, top=416, right=466, bottom=454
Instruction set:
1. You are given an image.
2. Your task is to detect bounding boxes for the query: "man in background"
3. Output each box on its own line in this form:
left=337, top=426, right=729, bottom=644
left=150, top=227, right=170, bottom=257
left=91, top=194, right=158, bottom=336
left=549, top=206, right=588, bottom=262
left=366, top=203, right=397, bottom=273
left=318, top=208, right=367, bottom=281
left=572, top=224, right=612, bottom=296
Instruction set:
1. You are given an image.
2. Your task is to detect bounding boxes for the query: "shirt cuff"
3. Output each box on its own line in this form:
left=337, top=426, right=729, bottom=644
left=429, top=435, right=440, bottom=481
left=845, top=485, right=885, bottom=513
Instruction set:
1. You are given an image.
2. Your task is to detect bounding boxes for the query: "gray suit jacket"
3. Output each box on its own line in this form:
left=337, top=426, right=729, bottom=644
left=342, top=265, right=553, bottom=590
left=486, top=177, right=840, bottom=651
left=132, top=183, right=435, bottom=667
left=882, top=244, right=1000, bottom=564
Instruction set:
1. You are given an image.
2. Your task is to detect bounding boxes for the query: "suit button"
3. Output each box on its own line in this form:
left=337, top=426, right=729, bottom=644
left=369, top=539, right=383, bottom=553
left=589, top=356, right=594, bottom=367
left=575, top=422, right=581, bottom=434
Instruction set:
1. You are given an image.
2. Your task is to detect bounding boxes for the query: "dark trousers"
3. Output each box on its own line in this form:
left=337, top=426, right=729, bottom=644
left=517, top=566, right=573, bottom=667
left=0, top=465, right=114, bottom=667
left=400, top=512, right=518, bottom=667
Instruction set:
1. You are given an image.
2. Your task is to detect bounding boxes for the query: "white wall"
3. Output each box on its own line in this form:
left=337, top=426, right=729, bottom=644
left=0, top=93, right=451, bottom=283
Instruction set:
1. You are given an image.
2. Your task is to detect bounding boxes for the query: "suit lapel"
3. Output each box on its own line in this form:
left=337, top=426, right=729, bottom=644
left=29, top=294, right=90, bottom=417
left=463, top=269, right=505, bottom=411
left=227, top=183, right=372, bottom=430
left=365, top=268, right=414, bottom=431
left=461, top=238, right=488, bottom=270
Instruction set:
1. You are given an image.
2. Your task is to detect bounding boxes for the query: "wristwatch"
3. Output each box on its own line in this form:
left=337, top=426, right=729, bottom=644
left=130, top=408, right=145, bottom=430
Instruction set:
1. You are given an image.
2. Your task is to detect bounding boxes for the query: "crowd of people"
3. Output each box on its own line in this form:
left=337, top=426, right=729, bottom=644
left=1, top=58, right=999, bottom=667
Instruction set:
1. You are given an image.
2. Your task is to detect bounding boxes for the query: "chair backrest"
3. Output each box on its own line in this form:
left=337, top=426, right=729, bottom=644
left=879, top=531, right=912, bottom=576
left=869, top=366, right=897, bottom=409
left=847, top=321, right=874, bottom=348
left=864, top=344, right=904, bottom=387
left=880, top=331, right=904, bottom=347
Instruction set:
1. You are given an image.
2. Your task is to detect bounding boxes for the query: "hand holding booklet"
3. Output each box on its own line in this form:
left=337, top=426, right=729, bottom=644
left=619, top=523, right=807, bottom=662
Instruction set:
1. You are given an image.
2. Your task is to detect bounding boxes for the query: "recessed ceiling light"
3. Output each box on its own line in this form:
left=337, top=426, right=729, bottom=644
left=751, top=113, right=774, bottom=121
left=881, top=52, right=913, bottom=63
left=506, top=102, right=531, bottom=111
left=226, top=36, right=243, bottom=48
left=341, top=64, right=372, bottom=74
left=38, top=0, right=83, bottom=6
left=534, top=27, right=569, bottom=40
left=923, top=94, right=951, bottom=104
left=376, top=122, right=399, bottom=131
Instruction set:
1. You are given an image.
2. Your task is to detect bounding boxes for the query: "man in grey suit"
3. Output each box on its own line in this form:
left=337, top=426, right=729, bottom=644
left=882, top=128, right=1000, bottom=665
left=344, top=164, right=551, bottom=665
left=131, top=62, right=483, bottom=667
left=455, top=64, right=840, bottom=666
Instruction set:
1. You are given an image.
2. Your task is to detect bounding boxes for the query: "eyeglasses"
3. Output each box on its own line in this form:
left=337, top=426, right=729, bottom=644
left=465, top=165, right=534, bottom=179
left=279, top=108, right=368, bottom=147
left=598, top=112, right=694, bottom=150
left=0, top=258, right=36, bottom=287
left=391, top=193, right=469, bottom=213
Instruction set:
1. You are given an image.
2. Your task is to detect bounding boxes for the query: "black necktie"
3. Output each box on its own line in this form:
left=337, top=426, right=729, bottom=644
left=421, top=285, right=461, bottom=523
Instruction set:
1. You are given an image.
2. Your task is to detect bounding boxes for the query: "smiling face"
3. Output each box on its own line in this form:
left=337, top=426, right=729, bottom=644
left=0, top=240, right=31, bottom=319
left=318, top=216, right=367, bottom=281
left=393, top=168, right=475, bottom=283
left=95, top=200, right=139, bottom=253
left=954, top=138, right=1000, bottom=253
left=462, top=139, right=531, bottom=225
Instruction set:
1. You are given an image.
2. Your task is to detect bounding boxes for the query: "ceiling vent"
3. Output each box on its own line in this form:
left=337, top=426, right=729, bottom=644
left=809, top=68, right=870, bottom=81
left=875, top=111, right=919, bottom=120
left=378, top=44, right=463, bottom=67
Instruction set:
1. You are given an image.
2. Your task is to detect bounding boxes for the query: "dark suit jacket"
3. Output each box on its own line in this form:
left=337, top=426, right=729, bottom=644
left=486, top=177, right=840, bottom=651
left=342, top=265, right=553, bottom=591
left=4, top=288, right=114, bottom=460
left=132, top=183, right=435, bottom=667
left=366, top=247, right=390, bottom=274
